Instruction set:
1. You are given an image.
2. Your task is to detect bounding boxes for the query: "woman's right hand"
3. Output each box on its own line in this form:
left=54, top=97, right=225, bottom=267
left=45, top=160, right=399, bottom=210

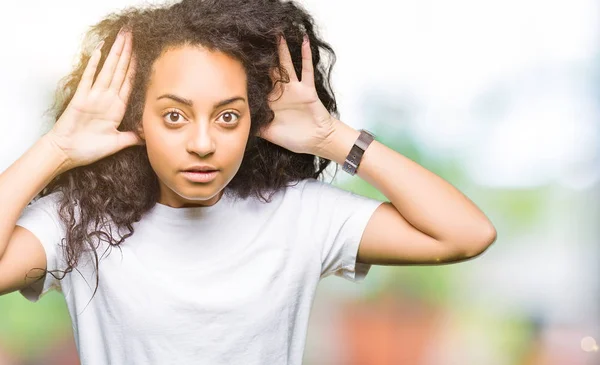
left=46, top=28, right=143, bottom=170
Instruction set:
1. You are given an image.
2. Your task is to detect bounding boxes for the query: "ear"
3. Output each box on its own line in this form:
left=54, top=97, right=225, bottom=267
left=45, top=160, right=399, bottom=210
left=136, top=123, right=145, bottom=140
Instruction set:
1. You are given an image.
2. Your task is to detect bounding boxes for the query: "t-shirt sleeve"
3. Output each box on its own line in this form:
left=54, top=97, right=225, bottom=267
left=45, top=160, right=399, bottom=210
left=15, top=192, right=66, bottom=302
left=300, top=179, right=384, bottom=283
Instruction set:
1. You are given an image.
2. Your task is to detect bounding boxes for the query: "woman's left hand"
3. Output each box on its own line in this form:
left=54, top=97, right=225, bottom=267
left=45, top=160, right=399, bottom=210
left=257, top=35, right=337, bottom=156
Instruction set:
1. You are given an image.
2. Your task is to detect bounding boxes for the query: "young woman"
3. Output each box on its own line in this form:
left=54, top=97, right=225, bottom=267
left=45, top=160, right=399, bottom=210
left=0, top=0, right=496, bottom=363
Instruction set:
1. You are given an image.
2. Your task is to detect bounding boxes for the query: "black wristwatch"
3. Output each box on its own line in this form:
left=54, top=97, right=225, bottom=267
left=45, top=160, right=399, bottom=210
left=342, top=129, right=375, bottom=176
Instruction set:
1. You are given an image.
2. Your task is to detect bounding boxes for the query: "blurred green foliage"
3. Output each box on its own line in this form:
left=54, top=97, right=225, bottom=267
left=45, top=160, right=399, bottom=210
left=336, top=101, right=546, bottom=308
left=0, top=291, right=71, bottom=357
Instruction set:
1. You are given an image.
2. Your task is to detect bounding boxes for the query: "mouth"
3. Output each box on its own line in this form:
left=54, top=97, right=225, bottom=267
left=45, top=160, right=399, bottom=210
left=183, top=168, right=219, bottom=172
left=181, top=170, right=219, bottom=183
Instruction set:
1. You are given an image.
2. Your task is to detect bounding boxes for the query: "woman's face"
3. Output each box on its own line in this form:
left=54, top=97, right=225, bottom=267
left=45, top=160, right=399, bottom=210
left=139, top=45, right=251, bottom=207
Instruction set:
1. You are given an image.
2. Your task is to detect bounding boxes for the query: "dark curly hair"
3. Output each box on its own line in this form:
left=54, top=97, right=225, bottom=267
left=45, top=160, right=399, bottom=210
left=31, top=0, right=340, bottom=298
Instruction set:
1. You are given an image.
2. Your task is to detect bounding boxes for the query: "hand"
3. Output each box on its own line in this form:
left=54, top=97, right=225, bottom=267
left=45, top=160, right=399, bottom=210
left=258, top=35, right=336, bottom=156
left=47, top=28, right=142, bottom=169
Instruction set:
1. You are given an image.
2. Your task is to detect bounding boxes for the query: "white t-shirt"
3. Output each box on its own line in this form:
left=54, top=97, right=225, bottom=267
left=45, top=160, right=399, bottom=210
left=16, top=178, right=383, bottom=365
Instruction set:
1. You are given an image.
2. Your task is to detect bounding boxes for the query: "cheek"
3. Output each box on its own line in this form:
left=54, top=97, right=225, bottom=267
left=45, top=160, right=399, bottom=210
left=225, top=125, right=251, bottom=165
left=142, top=120, right=178, bottom=175
left=143, top=112, right=179, bottom=151
left=145, top=143, right=171, bottom=180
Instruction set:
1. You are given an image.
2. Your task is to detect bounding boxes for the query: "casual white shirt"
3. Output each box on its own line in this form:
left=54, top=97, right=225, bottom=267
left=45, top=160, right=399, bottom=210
left=16, top=178, right=383, bottom=364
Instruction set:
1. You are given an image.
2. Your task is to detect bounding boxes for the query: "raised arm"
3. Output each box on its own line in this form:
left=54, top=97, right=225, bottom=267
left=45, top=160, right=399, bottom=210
left=321, top=123, right=497, bottom=265
left=0, top=29, right=141, bottom=295
left=0, top=137, right=70, bottom=295
left=259, top=34, right=496, bottom=266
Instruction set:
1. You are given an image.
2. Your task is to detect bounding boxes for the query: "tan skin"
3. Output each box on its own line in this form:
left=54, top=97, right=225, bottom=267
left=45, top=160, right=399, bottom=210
left=140, top=35, right=498, bottom=265
left=52, top=31, right=496, bottom=266
left=0, top=29, right=497, bottom=298
left=138, top=46, right=251, bottom=208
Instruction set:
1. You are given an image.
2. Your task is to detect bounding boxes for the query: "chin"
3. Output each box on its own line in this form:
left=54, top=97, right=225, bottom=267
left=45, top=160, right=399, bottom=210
left=176, top=184, right=223, bottom=201
left=157, top=175, right=224, bottom=205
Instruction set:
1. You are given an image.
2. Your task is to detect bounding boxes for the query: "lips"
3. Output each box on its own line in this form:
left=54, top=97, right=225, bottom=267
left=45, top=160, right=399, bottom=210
left=181, top=170, right=219, bottom=183
left=183, top=165, right=219, bottom=172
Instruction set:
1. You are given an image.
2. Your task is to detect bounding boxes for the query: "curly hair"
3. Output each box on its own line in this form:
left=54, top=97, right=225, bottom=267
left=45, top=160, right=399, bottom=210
left=31, top=0, right=340, bottom=297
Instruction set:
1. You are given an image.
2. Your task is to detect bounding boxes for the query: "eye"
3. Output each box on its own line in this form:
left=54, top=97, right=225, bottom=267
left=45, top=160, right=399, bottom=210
left=218, top=112, right=240, bottom=125
left=162, top=110, right=187, bottom=124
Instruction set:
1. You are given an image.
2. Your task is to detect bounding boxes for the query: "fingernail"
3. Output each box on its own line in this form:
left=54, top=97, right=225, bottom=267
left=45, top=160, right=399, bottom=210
left=95, top=40, right=105, bottom=50
left=303, top=34, right=309, bottom=44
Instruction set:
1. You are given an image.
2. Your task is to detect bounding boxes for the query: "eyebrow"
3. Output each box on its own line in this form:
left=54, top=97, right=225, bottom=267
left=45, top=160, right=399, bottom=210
left=157, top=94, right=246, bottom=110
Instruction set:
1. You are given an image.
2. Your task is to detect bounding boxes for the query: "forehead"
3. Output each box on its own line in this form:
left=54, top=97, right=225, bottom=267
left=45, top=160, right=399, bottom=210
left=147, top=45, right=248, bottom=99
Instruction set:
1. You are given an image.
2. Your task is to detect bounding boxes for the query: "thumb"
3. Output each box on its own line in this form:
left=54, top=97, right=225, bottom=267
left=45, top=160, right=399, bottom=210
left=117, top=131, right=145, bottom=149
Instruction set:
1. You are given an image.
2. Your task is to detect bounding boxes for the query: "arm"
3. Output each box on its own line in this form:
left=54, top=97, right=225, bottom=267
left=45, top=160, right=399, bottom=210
left=0, top=137, right=70, bottom=258
left=318, top=122, right=497, bottom=265
left=0, top=137, right=71, bottom=295
left=0, top=29, right=140, bottom=295
left=262, top=35, right=496, bottom=266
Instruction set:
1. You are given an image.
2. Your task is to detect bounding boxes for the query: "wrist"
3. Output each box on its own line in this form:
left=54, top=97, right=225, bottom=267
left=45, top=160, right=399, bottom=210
left=40, top=132, right=74, bottom=175
left=316, top=119, right=360, bottom=165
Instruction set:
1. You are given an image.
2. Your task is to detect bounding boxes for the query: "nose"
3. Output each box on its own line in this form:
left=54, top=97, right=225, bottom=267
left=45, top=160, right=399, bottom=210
left=186, top=120, right=216, bottom=157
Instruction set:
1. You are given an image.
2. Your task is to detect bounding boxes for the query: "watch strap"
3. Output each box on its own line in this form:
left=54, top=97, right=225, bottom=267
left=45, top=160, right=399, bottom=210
left=342, top=129, right=375, bottom=175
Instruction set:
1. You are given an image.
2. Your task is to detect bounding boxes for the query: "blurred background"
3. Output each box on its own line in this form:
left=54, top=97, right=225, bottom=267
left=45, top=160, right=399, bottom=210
left=0, top=0, right=598, bottom=364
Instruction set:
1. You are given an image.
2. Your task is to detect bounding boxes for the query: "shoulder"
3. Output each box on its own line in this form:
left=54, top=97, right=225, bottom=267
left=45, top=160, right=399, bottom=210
left=26, top=191, right=65, bottom=215
left=21, top=191, right=80, bottom=232
left=283, top=178, right=329, bottom=198
left=282, top=177, right=364, bottom=204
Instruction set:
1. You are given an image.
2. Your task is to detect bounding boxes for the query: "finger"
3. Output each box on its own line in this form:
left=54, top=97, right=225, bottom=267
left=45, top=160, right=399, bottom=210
left=277, top=36, right=298, bottom=82
left=110, top=31, right=133, bottom=91
left=94, top=29, right=127, bottom=89
left=118, top=53, right=137, bottom=102
left=300, top=35, right=315, bottom=87
left=76, top=41, right=104, bottom=94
